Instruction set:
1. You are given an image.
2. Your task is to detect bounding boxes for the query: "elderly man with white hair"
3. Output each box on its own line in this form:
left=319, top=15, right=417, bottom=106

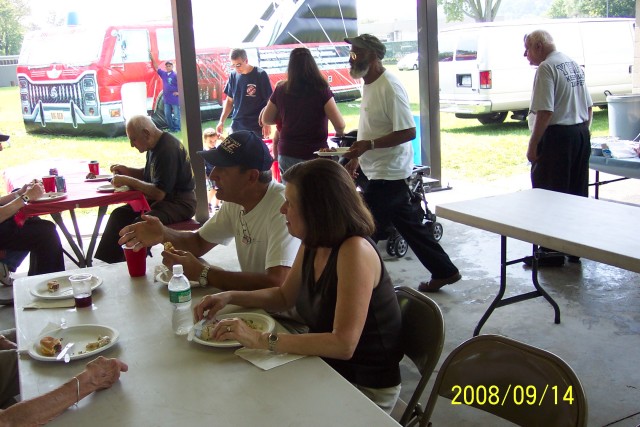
left=523, top=30, right=593, bottom=266
left=95, top=115, right=196, bottom=263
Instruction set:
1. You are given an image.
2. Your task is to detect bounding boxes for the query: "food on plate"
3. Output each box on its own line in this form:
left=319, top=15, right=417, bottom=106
left=39, top=336, right=62, bottom=356
left=163, top=242, right=175, bottom=252
left=47, top=280, right=60, bottom=292
left=199, top=321, right=217, bottom=341
left=318, top=147, right=338, bottom=153
left=86, top=172, right=96, bottom=179
left=85, top=335, right=111, bottom=351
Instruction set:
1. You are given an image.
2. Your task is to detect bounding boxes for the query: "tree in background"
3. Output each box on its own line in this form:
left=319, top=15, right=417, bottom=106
left=547, top=0, right=635, bottom=18
left=438, top=0, right=504, bottom=22
left=0, top=0, right=29, bottom=55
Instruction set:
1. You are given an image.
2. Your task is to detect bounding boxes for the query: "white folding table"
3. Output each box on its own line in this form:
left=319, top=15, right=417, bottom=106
left=436, top=189, right=640, bottom=335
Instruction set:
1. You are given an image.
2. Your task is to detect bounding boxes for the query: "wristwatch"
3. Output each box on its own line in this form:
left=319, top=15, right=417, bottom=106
left=198, top=266, right=210, bottom=287
left=267, top=332, right=278, bottom=352
left=369, top=139, right=375, bottom=150
left=20, top=194, right=30, bottom=204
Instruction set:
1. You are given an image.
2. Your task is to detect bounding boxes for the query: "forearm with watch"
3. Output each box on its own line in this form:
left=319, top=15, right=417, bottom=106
left=366, top=128, right=416, bottom=151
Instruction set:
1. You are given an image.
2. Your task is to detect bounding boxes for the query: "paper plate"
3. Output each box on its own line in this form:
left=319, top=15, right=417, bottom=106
left=30, top=275, right=103, bottom=300
left=32, top=192, right=67, bottom=203
left=314, top=147, right=350, bottom=157
left=85, top=174, right=113, bottom=182
left=28, top=324, right=119, bottom=362
left=192, top=313, right=275, bottom=348
left=97, top=184, right=115, bottom=193
left=155, top=269, right=200, bottom=287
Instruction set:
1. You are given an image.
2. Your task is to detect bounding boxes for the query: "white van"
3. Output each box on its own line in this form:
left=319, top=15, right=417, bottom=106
left=438, top=18, right=635, bottom=125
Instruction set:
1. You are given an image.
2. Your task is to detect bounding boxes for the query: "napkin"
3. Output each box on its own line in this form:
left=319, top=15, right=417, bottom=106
left=23, top=300, right=75, bottom=310
left=235, top=348, right=305, bottom=370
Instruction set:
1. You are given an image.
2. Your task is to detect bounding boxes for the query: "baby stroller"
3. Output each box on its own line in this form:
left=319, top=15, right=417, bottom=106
left=331, top=132, right=443, bottom=259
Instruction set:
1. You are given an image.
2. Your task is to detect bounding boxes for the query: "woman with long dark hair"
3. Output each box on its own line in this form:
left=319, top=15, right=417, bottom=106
left=260, top=47, right=345, bottom=175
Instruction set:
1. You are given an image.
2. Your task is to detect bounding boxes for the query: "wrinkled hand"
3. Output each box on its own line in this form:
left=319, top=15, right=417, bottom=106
left=526, top=146, right=538, bottom=163
left=84, top=356, right=128, bottom=391
left=193, top=292, right=231, bottom=322
left=208, top=317, right=263, bottom=349
left=342, top=139, right=370, bottom=159
left=161, top=249, right=203, bottom=281
left=110, top=164, right=128, bottom=175
left=25, top=183, right=44, bottom=200
left=118, top=214, right=164, bottom=249
left=262, top=124, right=272, bottom=139
left=111, top=174, right=129, bottom=188
left=344, top=158, right=360, bottom=179
left=216, top=122, right=224, bottom=135
left=0, top=334, right=17, bottom=350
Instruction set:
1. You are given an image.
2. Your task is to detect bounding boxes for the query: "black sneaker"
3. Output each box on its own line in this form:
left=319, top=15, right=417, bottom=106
left=567, top=255, right=581, bottom=263
left=523, top=255, right=565, bottom=267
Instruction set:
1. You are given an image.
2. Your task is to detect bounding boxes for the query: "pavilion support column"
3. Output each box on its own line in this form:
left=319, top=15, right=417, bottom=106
left=172, top=0, right=209, bottom=223
left=417, top=0, right=443, bottom=184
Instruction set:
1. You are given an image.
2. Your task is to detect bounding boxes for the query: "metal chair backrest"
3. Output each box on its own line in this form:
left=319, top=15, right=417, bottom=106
left=423, top=334, right=588, bottom=427
left=395, top=286, right=445, bottom=426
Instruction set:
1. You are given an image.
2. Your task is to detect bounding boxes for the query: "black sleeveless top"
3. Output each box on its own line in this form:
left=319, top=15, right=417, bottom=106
left=296, top=238, right=402, bottom=388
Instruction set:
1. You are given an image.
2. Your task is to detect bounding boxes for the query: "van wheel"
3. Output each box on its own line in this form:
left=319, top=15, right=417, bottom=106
left=412, top=64, right=418, bottom=70
left=477, top=112, right=507, bottom=125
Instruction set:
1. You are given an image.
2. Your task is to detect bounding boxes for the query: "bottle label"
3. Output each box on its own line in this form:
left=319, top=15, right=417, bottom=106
left=169, top=289, right=192, bottom=304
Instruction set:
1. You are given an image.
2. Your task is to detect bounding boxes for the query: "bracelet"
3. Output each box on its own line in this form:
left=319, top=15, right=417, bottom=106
left=73, top=376, right=80, bottom=406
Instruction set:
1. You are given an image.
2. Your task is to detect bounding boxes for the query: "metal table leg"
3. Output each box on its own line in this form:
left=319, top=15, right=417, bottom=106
left=84, top=205, right=108, bottom=267
left=50, top=212, right=86, bottom=268
left=473, top=236, right=562, bottom=336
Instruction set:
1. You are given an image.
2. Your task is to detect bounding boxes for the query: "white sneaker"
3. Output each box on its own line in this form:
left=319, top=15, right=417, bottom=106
left=0, top=263, right=13, bottom=287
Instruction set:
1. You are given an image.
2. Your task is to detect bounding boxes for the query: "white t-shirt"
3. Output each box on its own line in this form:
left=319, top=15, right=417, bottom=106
left=358, top=71, right=416, bottom=180
left=198, top=180, right=300, bottom=273
left=530, top=51, right=593, bottom=126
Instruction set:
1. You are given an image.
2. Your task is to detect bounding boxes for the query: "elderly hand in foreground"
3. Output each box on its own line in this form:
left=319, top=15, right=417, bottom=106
left=161, top=248, right=203, bottom=282
left=83, top=356, right=128, bottom=392
left=118, top=214, right=164, bottom=249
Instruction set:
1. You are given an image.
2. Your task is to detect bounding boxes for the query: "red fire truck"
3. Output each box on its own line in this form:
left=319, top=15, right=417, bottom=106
left=17, top=23, right=361, bottom=137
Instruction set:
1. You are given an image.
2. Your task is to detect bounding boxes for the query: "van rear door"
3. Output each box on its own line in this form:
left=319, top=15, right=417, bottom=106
left=579, top=20, right=633, bottom=104
left=439, top=30, right=488, bottom=114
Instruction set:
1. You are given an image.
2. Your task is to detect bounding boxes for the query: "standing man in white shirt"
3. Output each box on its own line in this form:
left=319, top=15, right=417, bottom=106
left=524, top=29, right=592, bottom=266
left=342, top=34, right=461, bottom=292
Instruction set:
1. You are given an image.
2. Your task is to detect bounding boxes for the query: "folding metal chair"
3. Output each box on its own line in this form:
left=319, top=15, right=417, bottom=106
left=423, top=334, right=588, bottom=427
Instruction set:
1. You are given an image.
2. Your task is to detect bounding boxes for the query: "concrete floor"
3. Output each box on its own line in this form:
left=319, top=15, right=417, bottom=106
left=1, top=170, right=639, bottom=426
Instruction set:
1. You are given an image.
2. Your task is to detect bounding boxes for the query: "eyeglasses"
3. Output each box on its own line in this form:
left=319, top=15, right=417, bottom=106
left=239, top=210, right=252, bottom=245
left=349, top=51, right=357, bottom=60
left=232, top=62, right=244, bottom=68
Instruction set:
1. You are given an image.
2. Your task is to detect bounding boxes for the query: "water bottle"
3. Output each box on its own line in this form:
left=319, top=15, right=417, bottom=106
left=168, top=264, right=192, bottom=335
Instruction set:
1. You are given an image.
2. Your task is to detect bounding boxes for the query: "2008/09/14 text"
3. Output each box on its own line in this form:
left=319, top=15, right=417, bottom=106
left=451, top=385, right=574, bottom=406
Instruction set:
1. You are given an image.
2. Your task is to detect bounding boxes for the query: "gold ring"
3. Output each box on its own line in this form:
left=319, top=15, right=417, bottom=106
left=226, top=326, right=231, bottom=333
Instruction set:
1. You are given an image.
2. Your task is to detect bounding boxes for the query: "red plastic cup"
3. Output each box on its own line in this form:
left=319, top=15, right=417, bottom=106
left=42, top=175, right=56, bottom=193
left=122, top=245, right=147, bottom=277
left=88, top=161, right=100, bottom=175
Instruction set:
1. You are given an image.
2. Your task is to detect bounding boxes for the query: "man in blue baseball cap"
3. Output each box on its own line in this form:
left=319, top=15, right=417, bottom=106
left=118, top=130, right=301, bottom=297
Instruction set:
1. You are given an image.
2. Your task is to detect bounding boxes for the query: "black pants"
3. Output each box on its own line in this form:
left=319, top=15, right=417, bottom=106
left=0, top=217, right=65, bottom=275
left=95, top=196, right=196, bottom=264
left=531, top=122, right=591, bottom=197
left=364, top=179, right=459, bottom=280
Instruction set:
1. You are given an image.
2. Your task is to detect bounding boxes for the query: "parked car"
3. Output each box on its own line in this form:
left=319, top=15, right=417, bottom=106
left=397, top=52, right=419, bottom=71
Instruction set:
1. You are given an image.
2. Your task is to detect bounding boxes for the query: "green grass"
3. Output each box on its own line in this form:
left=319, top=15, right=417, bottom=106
left=1, top=67, right=610, bottom=189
